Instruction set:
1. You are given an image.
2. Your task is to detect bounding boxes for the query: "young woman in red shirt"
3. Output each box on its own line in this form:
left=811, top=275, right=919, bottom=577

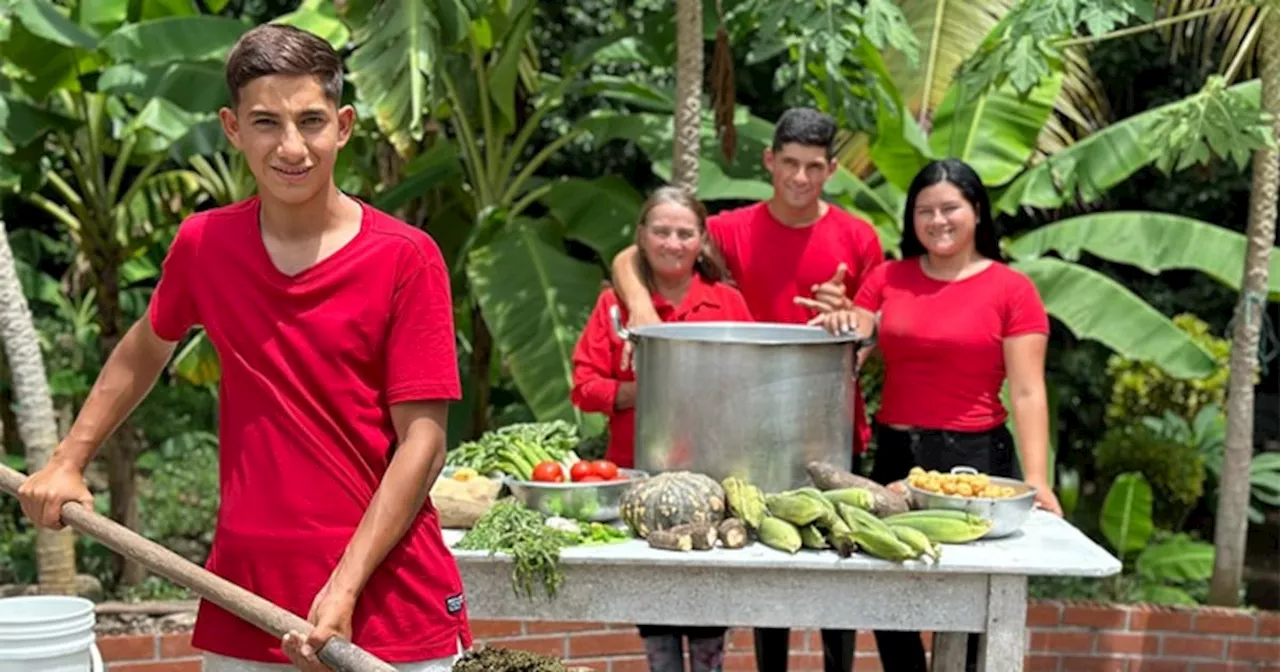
left=571, top=186, right=751, bottom=672
left=809, top=158, right=1063, bottom=671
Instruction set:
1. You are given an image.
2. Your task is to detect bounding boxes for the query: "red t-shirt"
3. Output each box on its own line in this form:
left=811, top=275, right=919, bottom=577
left=148, top=196, right=471, bottom=663
left=855, top=258, right=1050, bottom=432
left=708, top=202, right=884, bottom=452
left=571, top=276, right=753, bottom=467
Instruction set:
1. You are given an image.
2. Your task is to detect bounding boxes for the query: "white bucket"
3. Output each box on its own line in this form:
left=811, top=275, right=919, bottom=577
left=0, top=595, right=103, bottom=672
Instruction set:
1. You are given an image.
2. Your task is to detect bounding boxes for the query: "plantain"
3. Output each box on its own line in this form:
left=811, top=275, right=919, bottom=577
left=765, top=492, right=825, bottom=527
left=883, top=513, right=993, bottom=544
left=758, top=517, right=803, bottom=554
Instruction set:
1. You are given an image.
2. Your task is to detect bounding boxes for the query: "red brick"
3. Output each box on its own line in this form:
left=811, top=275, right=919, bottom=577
left=1028, top=603, right=1062, bottom=627
left=723, top=651, right=756, bottom=671
left=608, top=656, right=652, bottom=672
left=1057, top=657, right=1129, bottom=672
left=526, top=620, right=607, bottom=634
left=853, top=656, right=883, bottom=672
left=1161, top=634, right=1224, bottom=658
left=1256, top=612, right=1280, bottom=638
left=1063, top=604, right=1129, bottom=629
left=1025, top=654, right=1059, bottom=671
left=109, top=662, right=201, bottom=672
left=157, top=634, right=197, bottom=659
left=1129, top=661, right=1189, bottom=672
left=788, top=652, right=823, bottom=670
left=1227, top=640, right=1280, bottom=661
left=1130, top=609, right=1195, bottom=632
left=1030, top=630, right=1093, bottom=653
left=569, top=631, right=644, bottom=657
left=1095, top=632, right=1159, bottom=655
left=856, top=631, right=876, bottom=652
left=1192, top=663, right=1254, bottom=672
left=99, top=635, right=157, bottom=662
left=561, top=659, right=608, bottom=671
left=1193, top=611, right=1255, bottom=635
left=728, top=628, right=754, bottom=650
left=488, top=635, right=567, bottom=658
left=470, top=619, right=524, bottom=638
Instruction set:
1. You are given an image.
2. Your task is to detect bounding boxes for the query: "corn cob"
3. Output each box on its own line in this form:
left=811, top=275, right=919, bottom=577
left=722, top=477, right=768, bottom=529
left=882, top=509, right=975, bottom=522
left=765, top=492, right=825, bottom=527
left=884, top=514, right=993, bottom=544
left=850, top=523, right=918, bottom=562
left=822, top=487, right=876, bottom=511
left=836, top=501, right=893, bottom=537
left=793, top=488, right=838, bottom=517
left=799, top=523, right=829, bottom=549
left=889, top=524, right=940, bottom=562
left=758, top=517, right=803, bottom=554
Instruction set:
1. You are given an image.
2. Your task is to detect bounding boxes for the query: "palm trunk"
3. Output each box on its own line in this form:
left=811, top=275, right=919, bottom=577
left=1208, top=7, right=1280, bottom=606
left=673, top=0, right=703, bottom=192
left=0, top=219, right=77, bottom=595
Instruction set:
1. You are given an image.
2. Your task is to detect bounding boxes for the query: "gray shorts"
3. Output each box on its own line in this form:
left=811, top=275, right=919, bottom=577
left=202, top=639, right=464, bottom=672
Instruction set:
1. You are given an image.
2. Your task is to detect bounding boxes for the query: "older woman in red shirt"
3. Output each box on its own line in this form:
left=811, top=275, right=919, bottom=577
left=570, top=185, right=751, bottom=672
left=809, top=158, right=1063, bottom=671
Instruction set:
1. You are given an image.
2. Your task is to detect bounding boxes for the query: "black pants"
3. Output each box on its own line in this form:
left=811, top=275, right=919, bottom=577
left=855, top=422, right=1023, bottom=672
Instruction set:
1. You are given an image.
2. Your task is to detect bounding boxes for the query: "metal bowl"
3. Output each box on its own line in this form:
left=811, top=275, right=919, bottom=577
left=905, top=467, right=1038, bottom=538
left=503, top=469, right=649, bottom=522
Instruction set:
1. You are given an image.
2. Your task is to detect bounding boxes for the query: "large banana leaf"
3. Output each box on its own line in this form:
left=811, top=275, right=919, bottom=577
left=344, top=0, right=471, bottom=157
left=995, top=79, right=1261, bottom=214
left=466, top=220, right=604, bottom=427
left=98, top=62, right=227, bottom=113
left=1006, top=211, right=1280, bottom=296
left=99, top=16, right=249, bottom=65
left=1100, top=471, right=1155, bottom=556
left=930, top=69, right=1064, bottom=187
left=846, top=0, right=1109, bottom=177
left=271, top=0, right=351, bottom=50
left=1011, top=257, right=1218, bottom=379
left=541, top=175, right=644, bottom=263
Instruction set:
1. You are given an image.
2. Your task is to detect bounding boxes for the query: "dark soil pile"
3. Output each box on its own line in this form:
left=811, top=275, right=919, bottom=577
left=452, top=645, right=568, bottom=672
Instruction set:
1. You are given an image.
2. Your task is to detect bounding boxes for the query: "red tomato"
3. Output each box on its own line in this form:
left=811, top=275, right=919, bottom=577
left=569, top=461, right=595, bottom=482
left=531, top=461, right=564, bottom=482
left=591, top=460, right=620, bottom=481
left=579, top=475, right=604, bottom=482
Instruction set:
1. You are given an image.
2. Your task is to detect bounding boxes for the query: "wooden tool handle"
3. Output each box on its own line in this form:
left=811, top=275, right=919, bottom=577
left=0, top=465, right=397, bottom=672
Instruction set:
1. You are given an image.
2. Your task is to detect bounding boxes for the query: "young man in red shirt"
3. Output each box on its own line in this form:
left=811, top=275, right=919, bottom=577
left=609, top=108, right=884, bottom=672
left=17, top=24, right=470, bottom=671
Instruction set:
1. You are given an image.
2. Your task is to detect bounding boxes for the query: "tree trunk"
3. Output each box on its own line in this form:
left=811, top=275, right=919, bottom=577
left=0, top=218, right=77, bottom=595
left=1208, top=8, right=1280, bottom=606
left=93, top=259, right=145, bottom=586
left=673, top=0, right=703, bottom=192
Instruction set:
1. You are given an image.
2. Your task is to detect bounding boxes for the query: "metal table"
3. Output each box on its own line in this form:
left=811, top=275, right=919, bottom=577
left=446, top=511, right=1121, bottom=672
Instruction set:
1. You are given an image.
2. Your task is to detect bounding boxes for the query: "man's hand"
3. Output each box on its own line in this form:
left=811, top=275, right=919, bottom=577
left=794, top=263, right=852, bottom=315
left=17, top=454, right=94, bottom=530
left=620, top=306, right=660, bottom=372
left=282, top=578, right=357, bottom=672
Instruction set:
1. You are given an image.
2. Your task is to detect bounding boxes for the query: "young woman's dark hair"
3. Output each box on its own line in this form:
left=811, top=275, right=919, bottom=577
left=899, top=158, right=1003, bottom=262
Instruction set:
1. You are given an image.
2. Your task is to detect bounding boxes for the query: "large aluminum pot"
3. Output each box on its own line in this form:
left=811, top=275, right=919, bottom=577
left=610, top=306, right=865, bottom=493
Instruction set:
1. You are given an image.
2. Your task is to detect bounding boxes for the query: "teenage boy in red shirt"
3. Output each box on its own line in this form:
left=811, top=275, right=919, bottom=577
left=18, top=24, right=470, bottom=672
left=609, top=108, right=884, bottom=672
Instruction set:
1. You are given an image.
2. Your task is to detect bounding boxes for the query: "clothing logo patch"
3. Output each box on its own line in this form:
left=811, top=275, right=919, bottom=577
left=446, top=593, right=465, bottom=614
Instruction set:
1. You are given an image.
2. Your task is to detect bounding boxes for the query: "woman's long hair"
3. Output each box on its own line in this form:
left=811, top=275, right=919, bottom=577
left=634, top=186, right=731, bottom=291
left=899, top=159, right=1003, bottom=262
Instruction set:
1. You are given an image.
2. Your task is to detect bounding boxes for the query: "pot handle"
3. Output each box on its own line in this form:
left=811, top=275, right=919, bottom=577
left=609, top=304, right=634, bottom=341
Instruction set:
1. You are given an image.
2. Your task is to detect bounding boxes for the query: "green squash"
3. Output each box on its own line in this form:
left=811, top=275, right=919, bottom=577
left=619, top=471, right=726, bottom=538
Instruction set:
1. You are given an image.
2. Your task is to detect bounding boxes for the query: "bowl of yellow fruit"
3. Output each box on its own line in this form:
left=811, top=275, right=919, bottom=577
left=905, top=466, right=1037, bottom=538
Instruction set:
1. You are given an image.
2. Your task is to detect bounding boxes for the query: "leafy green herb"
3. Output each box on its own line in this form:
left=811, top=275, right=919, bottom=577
left=456, top=498, right=573, bottom=599
left=445, top=421, right=582, bottom=480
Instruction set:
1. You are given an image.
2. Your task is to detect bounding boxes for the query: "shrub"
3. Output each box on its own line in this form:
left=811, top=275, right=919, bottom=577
left=1094, top=422, right=1205, bottom=530
left=1105, top=313, right=1230, bottom=424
